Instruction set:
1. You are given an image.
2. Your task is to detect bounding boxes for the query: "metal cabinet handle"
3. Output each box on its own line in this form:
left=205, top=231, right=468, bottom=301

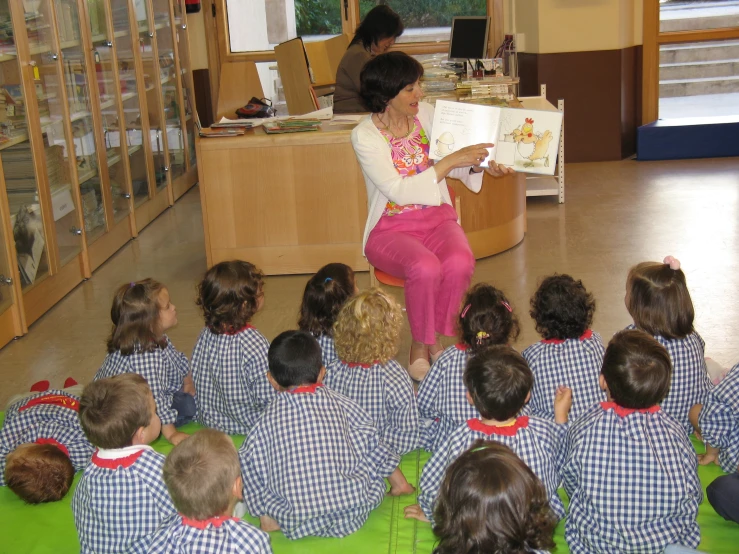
left=50, top=53, right=59, bottom=61
left=181, top=24, right=186, bottom=29
left=163, top=166, right=170, bottom=172
left=0, top=275, right=12, bottom=285
left=149, top=32, right=154, bottom=38
left=121, top=192, right=131, bottom=199
left=69, top=227, right=83, bottom=236
left=103, top=41, right=113, bottom=47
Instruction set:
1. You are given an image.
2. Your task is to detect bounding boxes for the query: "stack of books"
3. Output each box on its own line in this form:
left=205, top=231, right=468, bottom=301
left=262, top=119, right=322, bottom=134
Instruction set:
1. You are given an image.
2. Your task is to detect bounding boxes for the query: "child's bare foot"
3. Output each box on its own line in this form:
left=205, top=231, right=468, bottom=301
left=260, top=515, right=280, bottom=532
left=404, top=504, right=429, bottom=522
left=388, top=467, right=415, bottom=496
left=699, top=445, right=719, bottom=466
left=389, top=481, right=415, bottom=496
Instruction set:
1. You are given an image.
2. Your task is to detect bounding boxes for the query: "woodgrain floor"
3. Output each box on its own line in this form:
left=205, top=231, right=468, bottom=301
left=1, top=157, right=738, bottom=406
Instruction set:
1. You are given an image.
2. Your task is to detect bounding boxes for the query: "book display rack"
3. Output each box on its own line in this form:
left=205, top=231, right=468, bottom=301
left=0, top=0, right=198, bottom=348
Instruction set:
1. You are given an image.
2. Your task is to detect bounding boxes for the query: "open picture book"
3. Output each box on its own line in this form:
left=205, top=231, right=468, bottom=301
left=429, top=100, right=563, bottom=175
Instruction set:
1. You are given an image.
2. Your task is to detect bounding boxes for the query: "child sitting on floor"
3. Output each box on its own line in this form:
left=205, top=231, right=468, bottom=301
left=522, top=274, right=605, bottom=421
left=1, top=385, right=93, bottom=503
left=192, top=261, right=276, bottom=435
left=406, top=345, right=569, bottom=523
left=430, top=440, right=557, bottom=554
left=625, top=256, right=712, bottom=435
left=690, top=361, right=739, bottom=471
left=560, top=329, right=702, bottom=554
left=324, top=289, right=416, bottom=492
left=146, top=429, right=272, bottom=553
left=417, top=283, right=519, bottom=452
left=298, top=262, right=357, bottom=368
left=239, top=330, right=401, bottom=539
left=94, top=279, right=194, bottom=446
left=73, top=374, right=177, bottom=553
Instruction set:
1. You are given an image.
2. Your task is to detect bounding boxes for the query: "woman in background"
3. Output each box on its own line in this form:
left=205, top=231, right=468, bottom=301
left=333, top=5, right=404, bottom=113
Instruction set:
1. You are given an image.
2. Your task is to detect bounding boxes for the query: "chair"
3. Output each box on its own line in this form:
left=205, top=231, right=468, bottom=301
left=368, top=186, right=461, bottom=288
left=275, top=38, right=319, bottom=115
left=216, top=61, right=264, bottom=121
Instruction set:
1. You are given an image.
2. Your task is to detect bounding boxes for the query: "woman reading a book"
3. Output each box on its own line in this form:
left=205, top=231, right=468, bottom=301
left=351, top=52, right=514, bottom=381
left=334, top=5, right=404, bottom=113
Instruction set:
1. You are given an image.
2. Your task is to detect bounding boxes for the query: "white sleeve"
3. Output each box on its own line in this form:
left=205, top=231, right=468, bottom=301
left=351, top=123, right=442, bottom=207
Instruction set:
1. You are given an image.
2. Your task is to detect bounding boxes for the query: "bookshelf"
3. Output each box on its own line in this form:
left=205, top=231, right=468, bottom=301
left=0, top=0, right=198, bottom=347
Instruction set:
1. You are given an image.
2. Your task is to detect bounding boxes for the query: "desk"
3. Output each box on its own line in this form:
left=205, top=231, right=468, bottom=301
left=196, top=123, right=526, bottom=275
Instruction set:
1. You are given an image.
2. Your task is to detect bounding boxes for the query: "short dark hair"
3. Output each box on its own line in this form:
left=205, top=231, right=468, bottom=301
left=298, top=263, right=355, bottom=337
left=107, top=278, right=167, bottom=354
left=626, top=261, right=694, bottom=339
left=268, top=330, right=323, bottom=388
left=463, top=345, right=533, bottom=421
left=5, top=444, right=75, bottom=504
left=601, top=329, right=672, bottom=409
left=433, top=440, right=556, bottom=554
left=79, top=374, right=153, bottom=449
left=530, top=274, right=595, bottom=340
left=458, top=283, right=519, bottom=353
left=197, top=261, right=264, bottom=334
left=360, top=52, right=424, bottom=113
left=351, top=5, right=404, bottom=51
left=163, top=429, right=241, bottom=520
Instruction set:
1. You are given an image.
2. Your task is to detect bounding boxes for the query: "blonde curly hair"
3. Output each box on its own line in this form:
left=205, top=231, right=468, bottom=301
left=333, top=288, right=403, bottom=364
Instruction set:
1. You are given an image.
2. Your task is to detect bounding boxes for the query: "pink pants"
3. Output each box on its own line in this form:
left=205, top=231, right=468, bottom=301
left=365, top=204, right=475, bottom=344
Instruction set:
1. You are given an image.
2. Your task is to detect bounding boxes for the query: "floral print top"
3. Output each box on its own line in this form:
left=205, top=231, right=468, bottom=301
left=379, top=118, right=431, bottom=217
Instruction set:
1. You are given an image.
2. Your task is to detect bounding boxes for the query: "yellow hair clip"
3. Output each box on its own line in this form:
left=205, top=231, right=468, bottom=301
left=476, top=331, right=490, bottom=345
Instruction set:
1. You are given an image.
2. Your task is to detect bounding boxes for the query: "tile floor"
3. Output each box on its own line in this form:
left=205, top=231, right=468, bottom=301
left=1, top=156, right=738, bottom=407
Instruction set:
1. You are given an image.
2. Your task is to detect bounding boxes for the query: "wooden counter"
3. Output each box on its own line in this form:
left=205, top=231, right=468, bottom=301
left=195, top=123, right=526, bottom=275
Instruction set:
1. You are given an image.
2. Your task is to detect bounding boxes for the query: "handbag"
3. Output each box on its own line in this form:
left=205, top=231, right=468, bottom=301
left=236, top=97, right=276, bottom=119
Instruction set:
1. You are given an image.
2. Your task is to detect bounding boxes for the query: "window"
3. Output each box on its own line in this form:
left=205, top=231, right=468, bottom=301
left=359, top=0, right=486, bottom=43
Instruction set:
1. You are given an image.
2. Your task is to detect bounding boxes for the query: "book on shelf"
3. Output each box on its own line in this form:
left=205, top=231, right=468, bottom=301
left=429, top=100, right=563, bottom=175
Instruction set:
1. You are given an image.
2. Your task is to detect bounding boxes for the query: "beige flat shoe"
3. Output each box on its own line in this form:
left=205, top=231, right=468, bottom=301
left=408, top=356, right=431, bottom=382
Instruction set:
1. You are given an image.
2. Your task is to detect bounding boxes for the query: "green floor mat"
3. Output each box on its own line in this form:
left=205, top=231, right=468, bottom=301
left=1, top=419, right=737, bottom=553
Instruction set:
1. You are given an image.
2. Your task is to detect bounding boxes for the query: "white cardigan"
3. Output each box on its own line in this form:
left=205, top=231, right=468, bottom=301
left=350, top=102, right=483, bottom=253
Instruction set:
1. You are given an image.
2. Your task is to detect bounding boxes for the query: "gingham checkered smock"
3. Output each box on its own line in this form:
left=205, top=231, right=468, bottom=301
left=238, top=384, right=398, bottom=539
left=191, top=325, right=276, bottom=435
left=324, top=359, right=418, bottom=455
left=699, top=362, right=739, bottom=473
left=73, top=446, right=176, bottom=554
left=0, top=390, right=93, bottom=485
left=521, top=330, right=606, bottom=421
left=561, top=402, right=702, bottom=553
left=416, top=344, right=479, bottom=453
left=142, top=514, right=272, bottom=553
left=417, top=416, right=565, bottom=522
left=627, top=324, right=712, bottom=435
left=94, top=336, right=189, bottom=426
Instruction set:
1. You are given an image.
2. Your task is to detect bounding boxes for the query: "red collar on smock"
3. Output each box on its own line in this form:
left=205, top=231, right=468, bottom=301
left=287, top=383, right=323, bottom=394
left=343, top=361, right=381, bottom=368
left=601, top=402, right=660, bottom=417
left=91, top=445, right=151, bottom=469
left=224, top=323, right=255, bottom=336
left=20, top=393, right=79, bottom=412
left=181, top=515, right=238, bottom=529
left=454, top=343, right=469, bottom=351
left=467, top=416, right=529, bottom=437
left=35, top=438, right=70, bottom=457
left=541, top=329, right=593, bottom=345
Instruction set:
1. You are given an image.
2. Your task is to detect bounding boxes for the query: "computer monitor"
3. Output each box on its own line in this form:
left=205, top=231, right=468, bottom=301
left=448, top=16, right=490, bottom=62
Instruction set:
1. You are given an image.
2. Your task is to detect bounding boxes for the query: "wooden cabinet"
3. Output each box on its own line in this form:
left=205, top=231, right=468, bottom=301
left=0, top=0, right=197, bottom=347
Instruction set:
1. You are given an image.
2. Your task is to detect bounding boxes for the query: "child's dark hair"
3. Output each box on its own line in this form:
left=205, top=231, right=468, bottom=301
left=626, top=260, right=694, bottom=339
left=458, top=283, right=519, bottom=353
left=530, top=274, right=595, bottom=340
left=197, top=261, right=264, bottom=334
left=163, top=429, right=241, bottom=520
left=107, top=278, right=167, bottom=354
left=79, top=374, right=154, bottom=449
left=432, top=440, right=556, bottom=554
left=602, top=329, right=672, bottom=409
left=4, top=444, right=75, bottom=504
left=268, top=330, right=323, bottom=388
left=298, top=263, right=355, bottom=337
left=463, top=345, right=533, bottom=421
